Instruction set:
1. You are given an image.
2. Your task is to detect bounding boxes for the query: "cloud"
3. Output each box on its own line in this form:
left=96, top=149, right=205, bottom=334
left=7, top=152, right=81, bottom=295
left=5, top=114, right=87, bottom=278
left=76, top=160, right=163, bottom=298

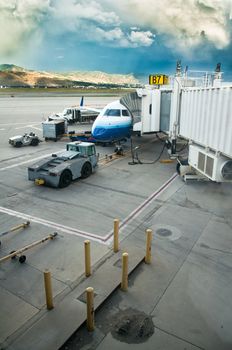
left=0, top=0, right=231, bottom=60
left=47, top=0, right=121, bottom=34
left=103, top=0, right=232, bottom=51
left=129, top=30, right=155, bottom=47
left=0, top=0, right=51, bottom=56
left=93, top=27, right=155, bottom=47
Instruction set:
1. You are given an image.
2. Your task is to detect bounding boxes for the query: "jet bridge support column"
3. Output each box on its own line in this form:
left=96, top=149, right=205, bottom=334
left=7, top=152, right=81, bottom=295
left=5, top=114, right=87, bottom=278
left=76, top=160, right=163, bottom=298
left=169, top=71, right=182, bottom=155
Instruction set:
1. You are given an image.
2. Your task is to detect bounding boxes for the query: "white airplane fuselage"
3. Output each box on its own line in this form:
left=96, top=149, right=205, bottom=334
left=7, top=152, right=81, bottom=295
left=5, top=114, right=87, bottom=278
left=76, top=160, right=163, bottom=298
left=91, top=100, right=132, bottom=142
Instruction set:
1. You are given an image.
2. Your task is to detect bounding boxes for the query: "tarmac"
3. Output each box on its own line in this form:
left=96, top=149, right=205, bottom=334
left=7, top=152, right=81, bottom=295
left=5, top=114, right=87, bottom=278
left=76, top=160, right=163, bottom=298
left=0, top=95, right=232, bottom=350
left=1, top=175, right=232, bottom=350
left=61, top=179, right=232, bottom=350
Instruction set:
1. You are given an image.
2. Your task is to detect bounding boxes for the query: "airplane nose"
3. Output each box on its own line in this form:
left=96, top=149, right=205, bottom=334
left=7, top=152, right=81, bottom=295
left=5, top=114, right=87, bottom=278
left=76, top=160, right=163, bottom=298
left=92, top=127, right=106, bottom=138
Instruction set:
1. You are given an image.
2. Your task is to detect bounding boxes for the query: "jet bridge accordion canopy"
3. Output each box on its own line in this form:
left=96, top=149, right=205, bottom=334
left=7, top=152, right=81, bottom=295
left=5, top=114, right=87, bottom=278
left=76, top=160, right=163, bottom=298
left=120, top=92, right=142, bottom=125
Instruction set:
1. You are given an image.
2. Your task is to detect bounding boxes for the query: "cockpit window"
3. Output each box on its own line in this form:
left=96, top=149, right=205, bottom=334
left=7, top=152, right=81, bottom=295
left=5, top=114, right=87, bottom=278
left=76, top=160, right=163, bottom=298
left=122, top=110, right=130, bottom=116
left=103, top=109, right=121, bottom=117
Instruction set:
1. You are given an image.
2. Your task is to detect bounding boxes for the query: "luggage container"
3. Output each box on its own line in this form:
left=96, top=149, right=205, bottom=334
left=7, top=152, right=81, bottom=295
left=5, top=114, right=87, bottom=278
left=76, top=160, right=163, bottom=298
left=42, top=120, right=67, bottom=141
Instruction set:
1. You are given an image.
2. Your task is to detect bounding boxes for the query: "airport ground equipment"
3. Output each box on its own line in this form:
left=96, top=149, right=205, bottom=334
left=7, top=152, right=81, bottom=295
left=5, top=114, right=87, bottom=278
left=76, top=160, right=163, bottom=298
left=47, top=108, right=80, bottom=124
left=68, top=131, right=98, bottom=143
left=28, top=141, right=98, bottom=188
left=42, top=120, right=67, bottom=141
left=0, top=221, right=30, bottom=246
left=9, top=132, right=41, bottom=147
left=47, top=108, right=98, bottom=124
left=0, top=232, right=57, bottom=264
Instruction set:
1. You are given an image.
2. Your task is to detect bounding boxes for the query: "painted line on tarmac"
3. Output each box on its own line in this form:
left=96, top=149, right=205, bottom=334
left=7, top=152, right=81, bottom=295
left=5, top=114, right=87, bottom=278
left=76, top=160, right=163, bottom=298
left=0, top=173, right=178, bottom=244
left=28, top=125, right=42, bottom=131
left=0, top=206, right=104, bottom=243
left=0, top=121, right=41, bottom=126
left=103, top=172, right=179, bottom=242
left=15, top=124, right=42, bottom=130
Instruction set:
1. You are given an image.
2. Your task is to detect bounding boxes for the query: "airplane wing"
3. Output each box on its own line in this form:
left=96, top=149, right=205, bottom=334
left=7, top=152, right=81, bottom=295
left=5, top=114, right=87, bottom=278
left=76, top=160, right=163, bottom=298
left=80, top=106, right=101, bottom=113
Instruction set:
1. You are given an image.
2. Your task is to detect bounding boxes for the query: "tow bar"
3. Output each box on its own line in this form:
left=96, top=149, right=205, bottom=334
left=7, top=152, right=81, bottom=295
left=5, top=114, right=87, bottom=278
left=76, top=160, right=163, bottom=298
left=0, top=232, right=58, bottom=264
left=0, top=221, right=30, bottom=246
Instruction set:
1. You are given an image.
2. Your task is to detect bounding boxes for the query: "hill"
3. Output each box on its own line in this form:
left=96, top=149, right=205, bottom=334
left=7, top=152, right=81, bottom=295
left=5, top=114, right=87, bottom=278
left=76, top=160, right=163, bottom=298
left=0, top=64, right=140, bottom=88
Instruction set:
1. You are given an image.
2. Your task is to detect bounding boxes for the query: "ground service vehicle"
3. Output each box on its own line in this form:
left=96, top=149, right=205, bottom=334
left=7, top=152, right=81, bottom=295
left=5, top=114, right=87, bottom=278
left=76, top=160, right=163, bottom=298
left=47, top=108, right=98, bottom=124
left=47, top=108, right=80, bottom=124
left=28, top=141, right=98, bottom=188
left=9, top=132, right=41, bottom=147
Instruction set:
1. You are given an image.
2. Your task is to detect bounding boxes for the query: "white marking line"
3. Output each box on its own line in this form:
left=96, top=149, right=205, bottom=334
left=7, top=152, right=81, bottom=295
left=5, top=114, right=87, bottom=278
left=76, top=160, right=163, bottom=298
left=15, top=126, right=29, bottom=130
left=15, top=124, right=41, bottom=130
left=0, top=128, right=5, bottom=131
left=0, top=174, right=178, bottom=244
left=0, top=122, right=41, bottom=126
left=29, top=126, right=42, bottom=131
left=0, top=206, right=103, bottom=244
left=0, top=151, right=63, bottom=171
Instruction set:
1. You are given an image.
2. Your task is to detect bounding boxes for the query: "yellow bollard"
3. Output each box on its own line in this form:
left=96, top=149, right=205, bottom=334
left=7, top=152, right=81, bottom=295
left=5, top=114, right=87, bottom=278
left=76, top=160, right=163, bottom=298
left=113, top=218, right=119, bottom=253
left=84, top=240, right=91, bottom=277
left=43, top=270, right=54, bottom=310
left=145, top=229, right=152, bottom=264
left=86, top=287, right=94, bottom=331
left=121, top=252, right=128, bottom=291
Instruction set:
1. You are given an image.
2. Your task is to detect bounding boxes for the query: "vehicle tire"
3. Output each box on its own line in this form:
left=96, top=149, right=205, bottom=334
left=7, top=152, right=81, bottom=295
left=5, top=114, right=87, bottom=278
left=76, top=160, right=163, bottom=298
left=59, top=170, right=72, bottom=188
left=81, top=162, right=92, bottom=179
left=31, top=138, right=39, bottom=146
left=19, top=255, right=26, bottom=263
left=15, top=141, right=22, bottom=147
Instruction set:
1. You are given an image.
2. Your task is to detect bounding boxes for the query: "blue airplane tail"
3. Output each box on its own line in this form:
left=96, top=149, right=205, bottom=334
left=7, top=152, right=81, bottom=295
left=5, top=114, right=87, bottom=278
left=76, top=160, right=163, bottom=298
left=80, top=96, right=84, bottom=107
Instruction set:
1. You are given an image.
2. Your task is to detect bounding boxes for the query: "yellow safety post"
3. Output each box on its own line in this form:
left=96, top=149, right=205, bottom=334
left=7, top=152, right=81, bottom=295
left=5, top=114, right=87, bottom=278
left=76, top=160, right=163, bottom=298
left=145, top=229, right=152, bottom=264
left=113, top=218, right=119, bottom=253
left=86, top=287, right=94, bottom=331
left=84, top=240, right=91, bottom=277
left=121, top=252, right=128, bottom=291
left=44, top=270, right=54, bottom=310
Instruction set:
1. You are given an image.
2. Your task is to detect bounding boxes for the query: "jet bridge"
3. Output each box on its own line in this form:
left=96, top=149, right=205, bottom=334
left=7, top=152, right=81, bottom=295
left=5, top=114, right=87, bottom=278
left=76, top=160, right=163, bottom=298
left=121, top=65, right=232, bottom=182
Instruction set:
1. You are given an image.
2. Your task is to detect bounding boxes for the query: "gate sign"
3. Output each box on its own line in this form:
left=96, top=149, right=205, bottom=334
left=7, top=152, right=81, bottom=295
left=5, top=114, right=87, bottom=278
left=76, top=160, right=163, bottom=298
left=149, top=74, right=169, bottom=85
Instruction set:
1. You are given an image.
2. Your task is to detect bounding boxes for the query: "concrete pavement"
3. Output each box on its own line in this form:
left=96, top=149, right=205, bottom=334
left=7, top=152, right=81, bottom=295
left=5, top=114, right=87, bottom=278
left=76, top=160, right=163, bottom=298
left=61, top=181, right=232, bottom=350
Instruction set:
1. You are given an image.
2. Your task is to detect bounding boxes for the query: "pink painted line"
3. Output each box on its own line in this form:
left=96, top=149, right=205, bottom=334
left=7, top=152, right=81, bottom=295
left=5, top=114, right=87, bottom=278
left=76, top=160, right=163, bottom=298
left=103, top=172, right=178, bottom=242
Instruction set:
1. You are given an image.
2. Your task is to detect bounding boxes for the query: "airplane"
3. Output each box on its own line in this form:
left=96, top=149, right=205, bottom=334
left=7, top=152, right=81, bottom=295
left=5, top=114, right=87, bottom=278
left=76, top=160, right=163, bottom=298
left=90, top=100, right=132, bottom=143
left=46, top=96, right=134, bottom=144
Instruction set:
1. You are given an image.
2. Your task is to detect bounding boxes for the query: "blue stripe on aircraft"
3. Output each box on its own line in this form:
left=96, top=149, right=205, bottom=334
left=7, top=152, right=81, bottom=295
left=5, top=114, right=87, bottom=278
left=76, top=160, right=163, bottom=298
left=92, top=124, right=131, bottom=141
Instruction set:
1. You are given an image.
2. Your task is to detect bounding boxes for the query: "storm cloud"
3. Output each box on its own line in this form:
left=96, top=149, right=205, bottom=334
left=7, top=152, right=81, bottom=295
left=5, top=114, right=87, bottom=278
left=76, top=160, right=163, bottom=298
left=0, top=0, right=231, bottom=72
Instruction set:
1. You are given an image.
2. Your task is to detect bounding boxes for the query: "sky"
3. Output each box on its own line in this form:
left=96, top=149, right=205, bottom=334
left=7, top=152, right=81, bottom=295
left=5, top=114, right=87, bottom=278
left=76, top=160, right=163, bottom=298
left=0, top=0, right=232, bottom=81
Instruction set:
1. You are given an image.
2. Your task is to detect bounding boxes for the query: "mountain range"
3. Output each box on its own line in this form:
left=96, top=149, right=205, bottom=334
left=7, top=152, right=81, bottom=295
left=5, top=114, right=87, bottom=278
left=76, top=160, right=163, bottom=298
left=0, top=64, right=140, bottom=88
